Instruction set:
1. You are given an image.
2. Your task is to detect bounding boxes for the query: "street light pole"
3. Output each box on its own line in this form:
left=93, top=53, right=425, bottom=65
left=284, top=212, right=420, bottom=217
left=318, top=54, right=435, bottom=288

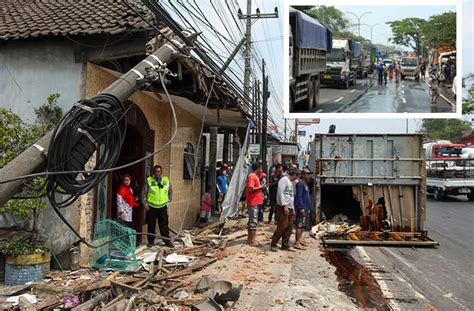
left=346, top=11, right=372, bottom=38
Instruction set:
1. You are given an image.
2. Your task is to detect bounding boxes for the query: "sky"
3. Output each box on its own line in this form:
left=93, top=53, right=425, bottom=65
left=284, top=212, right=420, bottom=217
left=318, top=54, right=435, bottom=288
left=463, top=0, right=474, bottom=74
left=339, top=5, right=456, bottom=49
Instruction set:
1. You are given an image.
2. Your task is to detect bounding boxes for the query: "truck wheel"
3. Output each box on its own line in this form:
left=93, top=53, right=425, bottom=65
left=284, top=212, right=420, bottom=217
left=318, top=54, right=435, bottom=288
left=290, top=91, right=295, bottom=112
left=313, top=79, right=320, bottom=107
left=433, top=188, right=444, bottom=201
left=467, top=192, right=474, bottom=201
left=307, top=79, right=315, bottom=109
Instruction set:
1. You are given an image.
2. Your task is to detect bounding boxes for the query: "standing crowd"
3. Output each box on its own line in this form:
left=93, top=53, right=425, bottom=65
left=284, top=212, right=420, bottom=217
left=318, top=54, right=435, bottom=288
left=245, top=161, right=314, bottom=251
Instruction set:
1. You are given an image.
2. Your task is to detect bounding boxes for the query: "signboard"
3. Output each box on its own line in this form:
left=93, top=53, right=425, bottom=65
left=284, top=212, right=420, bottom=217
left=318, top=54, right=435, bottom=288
left=297, top=118, right=320, bottom=125
left=281, top=145, right=298, bottom=156
left=249, top=144, right=260, bottom=155
left=271, top=145, right=282, bottom=154
left=298, top=130, right=306, bottom=137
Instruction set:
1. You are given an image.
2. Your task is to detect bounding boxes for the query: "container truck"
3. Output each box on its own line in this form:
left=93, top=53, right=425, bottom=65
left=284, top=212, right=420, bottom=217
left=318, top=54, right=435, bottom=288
left=423, top=141, right=474, bottom=201
left=289, top=7, right=332, bottom=111
left=322, top=39, right=357, bottom=89
left=307, top=134, right=438, bottom=247
left=352, top=41, right=368, bottom=79
left=400, top=56, right=420, bottom=80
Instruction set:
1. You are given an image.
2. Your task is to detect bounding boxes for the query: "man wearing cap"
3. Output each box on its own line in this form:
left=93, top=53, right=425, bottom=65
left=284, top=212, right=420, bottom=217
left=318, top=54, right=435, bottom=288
left=270, top=168, right=299, bottom=251
left=294, top=167, right=312, bottom=249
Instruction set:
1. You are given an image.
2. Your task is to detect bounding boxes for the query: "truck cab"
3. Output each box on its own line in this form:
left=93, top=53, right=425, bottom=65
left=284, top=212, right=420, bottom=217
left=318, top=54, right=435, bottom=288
left=400, top=57, right=419, bottom=81
left=322, top=39, right=356, bottom=89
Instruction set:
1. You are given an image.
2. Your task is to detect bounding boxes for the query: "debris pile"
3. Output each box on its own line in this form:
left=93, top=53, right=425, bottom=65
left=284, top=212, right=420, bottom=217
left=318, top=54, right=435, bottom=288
left=310, top=214, right=361, bottom=239
left=0, top=219, right=247, bottom=310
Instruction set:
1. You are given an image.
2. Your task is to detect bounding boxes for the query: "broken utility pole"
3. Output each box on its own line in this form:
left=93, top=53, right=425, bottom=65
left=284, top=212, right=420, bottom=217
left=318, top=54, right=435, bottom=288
left=0, top=30, right=198, bottom=206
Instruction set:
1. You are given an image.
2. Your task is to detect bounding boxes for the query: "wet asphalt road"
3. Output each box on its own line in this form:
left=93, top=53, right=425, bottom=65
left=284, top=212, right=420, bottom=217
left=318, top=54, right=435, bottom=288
left=293, top=78, right=370, bottom=113
left=345, top=76, right=455, bottom=113
left=360, top=195, right=474, bottom=310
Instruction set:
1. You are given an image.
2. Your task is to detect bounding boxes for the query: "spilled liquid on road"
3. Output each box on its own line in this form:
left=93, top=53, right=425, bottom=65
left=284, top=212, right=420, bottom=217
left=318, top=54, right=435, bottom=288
left=324, top=249, right=390, bottom=310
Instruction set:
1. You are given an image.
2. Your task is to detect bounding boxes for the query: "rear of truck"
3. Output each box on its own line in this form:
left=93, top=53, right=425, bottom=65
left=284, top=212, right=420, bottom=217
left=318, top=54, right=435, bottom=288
left=289, top=7, right=332, bottom=111
left=307, top=134, right=437, bottom=247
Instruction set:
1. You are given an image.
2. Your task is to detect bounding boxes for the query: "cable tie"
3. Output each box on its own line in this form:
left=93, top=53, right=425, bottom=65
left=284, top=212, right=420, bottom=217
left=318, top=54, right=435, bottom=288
left=171, top=39, right=185, bottom=48
left=131, top=69, right=144, bottom=79
left=33, top=143, right=47, bottom=156
left=73, top=102, right=94, bottom=113
left=149, top=55, right=164, bottom=66
left=77, top=128, right=99, bottom=149
left=164, top=44, right=178, bottom=53
left=142, top=60, right=157, bottom=69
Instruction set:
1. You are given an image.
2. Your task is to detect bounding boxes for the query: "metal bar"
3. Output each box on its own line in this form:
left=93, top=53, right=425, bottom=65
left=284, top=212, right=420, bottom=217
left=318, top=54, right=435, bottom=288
left=318, top=157, right=423, bottom=161
left=219, top=36, right=247, bottom=74
left=398, top=185, right=405, bottom=231
left=322, top=239, right=439, bottom=247
left=387, top=185, right=396, bottom=230
left=318, top=175, right=423, bottom=179
left=415, top=185, right=419, bottom=231
left=359, top=185, right=365, bottom=216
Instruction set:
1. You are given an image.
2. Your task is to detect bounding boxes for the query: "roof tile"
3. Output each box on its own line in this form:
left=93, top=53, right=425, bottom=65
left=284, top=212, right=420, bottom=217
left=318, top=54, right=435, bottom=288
left=0, top=0, right=156, bottom=41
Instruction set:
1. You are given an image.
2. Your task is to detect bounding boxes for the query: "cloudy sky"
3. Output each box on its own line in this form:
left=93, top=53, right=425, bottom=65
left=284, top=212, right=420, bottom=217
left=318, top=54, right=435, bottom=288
left=463, top=0, right=474, bottom=74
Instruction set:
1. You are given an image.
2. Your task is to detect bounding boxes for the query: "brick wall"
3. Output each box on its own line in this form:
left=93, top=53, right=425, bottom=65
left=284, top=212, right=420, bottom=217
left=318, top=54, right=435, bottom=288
left=84, top=63, right=202, bottom=241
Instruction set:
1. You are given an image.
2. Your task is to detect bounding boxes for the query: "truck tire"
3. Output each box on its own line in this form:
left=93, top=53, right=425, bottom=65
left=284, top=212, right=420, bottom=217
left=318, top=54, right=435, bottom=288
left=307, top=78, right=315, bottom=109
left=290, top=90, right=295, bottom=112
left=313, top=79, right=320, bottom=107
left=467, top=192, right=474, bottom=201
left=433, top=187, right=444, bottom=201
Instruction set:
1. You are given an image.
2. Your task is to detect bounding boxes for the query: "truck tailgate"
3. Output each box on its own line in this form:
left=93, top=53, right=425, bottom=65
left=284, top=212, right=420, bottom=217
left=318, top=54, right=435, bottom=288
left=322, top=231, right=439, bottom=247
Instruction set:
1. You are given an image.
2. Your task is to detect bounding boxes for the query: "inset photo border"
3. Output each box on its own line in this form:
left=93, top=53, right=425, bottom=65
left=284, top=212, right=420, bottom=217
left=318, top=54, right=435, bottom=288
left=284, top=0, right=462, bottom=119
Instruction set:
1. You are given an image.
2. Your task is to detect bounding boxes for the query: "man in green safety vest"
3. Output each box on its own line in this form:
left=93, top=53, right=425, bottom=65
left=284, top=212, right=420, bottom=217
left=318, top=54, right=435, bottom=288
left=142, top=165, right=174, bottom=248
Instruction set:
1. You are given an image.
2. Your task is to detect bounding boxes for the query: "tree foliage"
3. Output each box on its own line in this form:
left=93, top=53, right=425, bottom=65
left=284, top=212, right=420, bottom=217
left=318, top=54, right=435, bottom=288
left=387, top=18, right=426, bottom=56
left=462, top=75, right=474, bottom=114
left=298, top=6, right=349, bottom=38
left=421, top=12, right=456, bottom=50
left=419, top=119, right=472, bottom=142
left=387, top=12, right=456, bottom=56
left=0, top=94, right=62, bottom=216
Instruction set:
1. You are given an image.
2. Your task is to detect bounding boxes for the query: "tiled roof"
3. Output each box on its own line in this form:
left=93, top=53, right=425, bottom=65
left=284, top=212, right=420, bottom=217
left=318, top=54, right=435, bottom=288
left=0, top=0, right=155, bottom=41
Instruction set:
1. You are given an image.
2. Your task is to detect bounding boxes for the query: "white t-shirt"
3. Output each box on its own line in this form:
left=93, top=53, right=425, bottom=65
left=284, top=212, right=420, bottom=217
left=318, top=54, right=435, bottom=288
left=277, top=176, right=294, bottom=209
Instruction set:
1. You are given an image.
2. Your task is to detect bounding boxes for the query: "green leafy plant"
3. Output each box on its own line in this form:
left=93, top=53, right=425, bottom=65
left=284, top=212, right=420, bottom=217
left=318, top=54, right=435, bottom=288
left=0, top=236, right=49, bottom=257
left=0, top=94, right=63, bottom=216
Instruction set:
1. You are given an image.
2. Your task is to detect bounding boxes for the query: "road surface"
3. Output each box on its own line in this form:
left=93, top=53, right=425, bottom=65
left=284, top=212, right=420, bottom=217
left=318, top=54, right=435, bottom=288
left=293, top=78, right=370, bottom=113
left=358, top=195, right=473, bottom=310
left=345, top=76, right=455, bottom=113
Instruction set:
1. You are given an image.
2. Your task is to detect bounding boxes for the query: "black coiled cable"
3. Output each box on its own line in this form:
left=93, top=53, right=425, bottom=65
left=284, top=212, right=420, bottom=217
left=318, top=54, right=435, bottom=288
left=46, top=94, right=126, bottom=208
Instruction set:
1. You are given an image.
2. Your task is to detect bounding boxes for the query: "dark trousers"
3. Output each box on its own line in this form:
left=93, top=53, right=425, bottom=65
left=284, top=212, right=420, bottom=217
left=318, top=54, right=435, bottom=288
left=146, top=206, right=170, bottom=245
left=271, top=205, right=295, bottom=249
left=268, top=202, right=276, bottom=222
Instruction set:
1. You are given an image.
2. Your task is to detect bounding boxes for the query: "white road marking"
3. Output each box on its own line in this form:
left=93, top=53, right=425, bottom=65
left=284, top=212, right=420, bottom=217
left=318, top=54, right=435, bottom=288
left=402, top=98, right=407, bottom=104
left=315, top=109, right=323, bottom=113
left=401, top=83, right=404, bottom=88
left=356, top=247, right=401, bottom=310
left=402, top=90, right=405, bottom=94
left=350, top=89, right=356, bottom=93
left=383, top=248, right=467, bottom=310
left=334, top=97, right=344, bottom=102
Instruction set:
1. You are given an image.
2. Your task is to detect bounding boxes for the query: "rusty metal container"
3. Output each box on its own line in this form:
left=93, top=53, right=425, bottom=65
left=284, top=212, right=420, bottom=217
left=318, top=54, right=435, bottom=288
left=307, top=134, right=427, bottom=235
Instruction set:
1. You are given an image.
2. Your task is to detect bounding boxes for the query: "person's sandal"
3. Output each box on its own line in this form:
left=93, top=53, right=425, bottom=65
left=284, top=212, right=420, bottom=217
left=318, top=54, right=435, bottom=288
left=270, top=246, right=279, bottom=252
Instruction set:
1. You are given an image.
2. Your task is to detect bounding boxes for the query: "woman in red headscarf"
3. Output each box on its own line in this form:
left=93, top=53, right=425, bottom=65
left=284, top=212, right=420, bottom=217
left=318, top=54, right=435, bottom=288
left=117, top=174, right=139, bottom=226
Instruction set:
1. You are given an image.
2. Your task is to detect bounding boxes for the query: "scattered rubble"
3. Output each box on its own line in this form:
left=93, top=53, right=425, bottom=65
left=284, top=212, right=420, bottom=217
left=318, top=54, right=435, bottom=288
left=0, top=218, right=248, bottom=310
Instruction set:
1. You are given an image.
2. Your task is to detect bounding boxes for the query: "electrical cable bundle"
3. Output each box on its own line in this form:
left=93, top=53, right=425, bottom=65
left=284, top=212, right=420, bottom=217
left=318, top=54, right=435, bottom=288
left=46, top=94, right=127, bottom=209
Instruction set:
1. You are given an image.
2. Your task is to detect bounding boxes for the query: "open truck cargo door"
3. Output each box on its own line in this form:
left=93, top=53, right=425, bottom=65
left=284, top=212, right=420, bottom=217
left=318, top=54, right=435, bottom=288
left=307, top=134, right=439, bottom=248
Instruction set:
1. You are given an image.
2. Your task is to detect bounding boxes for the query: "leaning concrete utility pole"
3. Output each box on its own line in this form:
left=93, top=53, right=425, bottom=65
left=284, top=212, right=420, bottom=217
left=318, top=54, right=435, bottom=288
left=0, top=30, right=197, bottom=206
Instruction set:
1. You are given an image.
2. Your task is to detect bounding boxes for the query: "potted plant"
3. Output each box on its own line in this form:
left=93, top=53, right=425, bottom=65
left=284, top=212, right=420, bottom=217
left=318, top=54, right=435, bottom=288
left=0, top=236, right=50, bottom=285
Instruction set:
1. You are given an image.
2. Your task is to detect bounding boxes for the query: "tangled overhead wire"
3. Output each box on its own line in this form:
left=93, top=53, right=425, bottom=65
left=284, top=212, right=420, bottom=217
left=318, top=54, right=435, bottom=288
left=46, top=94, right=127, bottom=209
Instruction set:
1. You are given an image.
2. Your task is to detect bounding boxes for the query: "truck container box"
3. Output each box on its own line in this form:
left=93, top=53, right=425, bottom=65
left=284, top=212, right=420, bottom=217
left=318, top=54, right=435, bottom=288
left=307, top=134, right=437, bottom=247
